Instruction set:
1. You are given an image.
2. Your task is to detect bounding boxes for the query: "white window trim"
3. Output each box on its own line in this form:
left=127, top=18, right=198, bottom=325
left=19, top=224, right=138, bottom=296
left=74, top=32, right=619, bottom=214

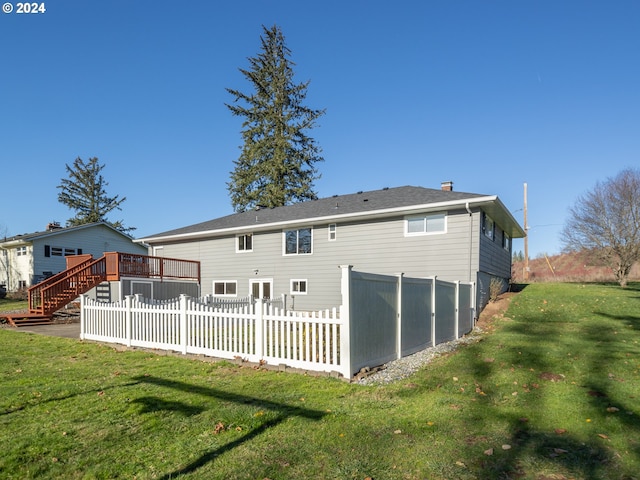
left=250, top=278, right=274, bottom=300
left=404, top=213, right=447, bottom=236
left=213, top=280, right=238, bottom=297
left=290, top=279, right=308, bottom=295
left=283, top=227, right=313, bottom=256
left=328, top=224, right=337, bottom=241
left=236, top=233, right=253, bottom=253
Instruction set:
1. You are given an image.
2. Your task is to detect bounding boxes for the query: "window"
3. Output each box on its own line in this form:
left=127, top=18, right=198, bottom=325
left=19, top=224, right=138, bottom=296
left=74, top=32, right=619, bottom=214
left=213, top=281, right=237, bottom=296
left=49, top=246, right=78, bottom=257
left=290, top=279, right=308, bottom=295
left=482, top=213, right=495, bottom=240
left=237, top=233, right=253, bottom=252
left=16, top=246, right=27, bottom=256
left=503, top=232, right=510, bottom=250
left=406, top=213, right=446, bottom=235
left=328, top=224, right=337, bottom=241
left=284, top=228, right=312, bottom=255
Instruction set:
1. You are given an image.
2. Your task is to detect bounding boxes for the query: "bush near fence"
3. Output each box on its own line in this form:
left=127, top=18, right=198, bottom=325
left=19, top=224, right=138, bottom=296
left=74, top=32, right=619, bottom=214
left=81, top=266, right=475, bottom=379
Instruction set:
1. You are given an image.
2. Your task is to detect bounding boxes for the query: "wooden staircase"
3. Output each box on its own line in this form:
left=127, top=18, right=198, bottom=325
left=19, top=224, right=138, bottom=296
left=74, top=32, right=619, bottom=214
left=2, top=252, right=200, bottom=327
left=2, top=256, right=108, bottom=327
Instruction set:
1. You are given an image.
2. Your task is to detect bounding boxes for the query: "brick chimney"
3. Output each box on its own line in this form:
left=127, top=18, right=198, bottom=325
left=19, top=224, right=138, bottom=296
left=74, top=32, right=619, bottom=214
left=441, top=181, right=453, bottom=192
left=46, top=221, right=62, bottom=231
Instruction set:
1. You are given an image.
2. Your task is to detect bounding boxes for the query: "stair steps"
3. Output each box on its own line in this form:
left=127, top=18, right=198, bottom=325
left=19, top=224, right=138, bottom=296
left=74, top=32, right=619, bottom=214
left=2, top=312, right=53, bottom=327
left=27, top=256, right=108, bottom=318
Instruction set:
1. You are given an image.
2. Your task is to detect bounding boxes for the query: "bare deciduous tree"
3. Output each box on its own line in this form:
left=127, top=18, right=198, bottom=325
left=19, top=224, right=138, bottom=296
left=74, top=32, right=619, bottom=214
left=561, top=168, right=640, bottom=287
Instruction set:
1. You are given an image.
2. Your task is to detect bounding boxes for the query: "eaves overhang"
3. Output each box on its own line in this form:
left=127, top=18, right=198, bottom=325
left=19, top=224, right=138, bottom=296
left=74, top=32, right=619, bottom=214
left=473, top=197, right=526, bottom=238
left=0, top=238, right=33, bottom=248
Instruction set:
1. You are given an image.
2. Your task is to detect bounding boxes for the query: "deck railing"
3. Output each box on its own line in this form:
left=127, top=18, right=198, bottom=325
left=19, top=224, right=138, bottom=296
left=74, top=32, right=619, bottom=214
left=28, top=252, right=201, bottom=316
left=104, top=252, right=200, bottom=282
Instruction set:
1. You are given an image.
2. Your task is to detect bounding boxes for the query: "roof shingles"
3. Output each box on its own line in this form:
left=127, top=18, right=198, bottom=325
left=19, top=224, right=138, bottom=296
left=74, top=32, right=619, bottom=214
left=145, top=186, right=489, bottom=239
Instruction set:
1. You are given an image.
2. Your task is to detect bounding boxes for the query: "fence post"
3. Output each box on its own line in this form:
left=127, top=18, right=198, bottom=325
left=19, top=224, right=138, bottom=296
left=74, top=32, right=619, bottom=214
left=472, top=281, right=477, bottom=325
left=396, top=273, right=404, bottom=359
left=431, top=276, right=437, bottom=347
left=125, top=295, right=133, bottom=347
left=455, top=281, right=460, bottom=339
left=255, top=297, right=264, bottom=359
left=339, top=265, right=353, bottom=379
left=180, top=294, right=188, bottom=354
left=80, top=295, right=86, bottom=340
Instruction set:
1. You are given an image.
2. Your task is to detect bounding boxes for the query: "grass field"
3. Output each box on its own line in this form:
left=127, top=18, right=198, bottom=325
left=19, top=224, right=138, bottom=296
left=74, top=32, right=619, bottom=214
left=1, top=283, right=639, bottom=479
left=0, top=297, right=27, bottom=313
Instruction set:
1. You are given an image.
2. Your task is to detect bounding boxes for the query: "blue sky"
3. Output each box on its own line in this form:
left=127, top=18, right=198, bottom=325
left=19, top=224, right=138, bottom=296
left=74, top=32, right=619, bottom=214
left=2, top=0, right=638, bottom=258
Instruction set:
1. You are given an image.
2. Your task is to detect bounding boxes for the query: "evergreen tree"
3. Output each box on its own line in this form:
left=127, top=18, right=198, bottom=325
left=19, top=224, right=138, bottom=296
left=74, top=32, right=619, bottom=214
left=57, top=157, right=133, bottom=233
left=226, top=24, right=325, bottom=212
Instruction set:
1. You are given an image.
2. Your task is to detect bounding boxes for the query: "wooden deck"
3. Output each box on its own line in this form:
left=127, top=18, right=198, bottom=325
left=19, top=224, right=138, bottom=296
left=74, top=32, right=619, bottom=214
left=2, top=252, right=200, bottom=325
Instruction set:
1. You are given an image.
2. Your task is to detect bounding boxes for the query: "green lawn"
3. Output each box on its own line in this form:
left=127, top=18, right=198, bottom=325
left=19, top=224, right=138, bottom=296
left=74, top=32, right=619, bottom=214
left=0, top=297, right=27, bottom=313
left=1, top=283, right=639, bottom=479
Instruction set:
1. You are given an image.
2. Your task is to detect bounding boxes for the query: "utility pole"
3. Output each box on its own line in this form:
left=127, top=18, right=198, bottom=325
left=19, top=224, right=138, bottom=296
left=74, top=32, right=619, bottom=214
left=524, top=182, right=529, bottom=281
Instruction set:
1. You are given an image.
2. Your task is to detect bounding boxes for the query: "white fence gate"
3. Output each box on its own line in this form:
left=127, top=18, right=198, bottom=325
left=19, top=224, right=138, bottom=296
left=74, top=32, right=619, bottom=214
left=81, top=266, right=475, bottom=379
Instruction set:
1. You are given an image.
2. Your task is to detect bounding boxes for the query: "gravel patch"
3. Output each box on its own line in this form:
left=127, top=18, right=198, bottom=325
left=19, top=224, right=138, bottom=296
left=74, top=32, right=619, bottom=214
left=355, top=327, right=485, bottom=385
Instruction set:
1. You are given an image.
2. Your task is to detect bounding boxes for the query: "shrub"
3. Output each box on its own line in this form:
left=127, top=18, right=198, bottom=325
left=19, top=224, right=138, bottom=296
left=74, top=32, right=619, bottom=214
left=489, top=277, right=505, bottom=302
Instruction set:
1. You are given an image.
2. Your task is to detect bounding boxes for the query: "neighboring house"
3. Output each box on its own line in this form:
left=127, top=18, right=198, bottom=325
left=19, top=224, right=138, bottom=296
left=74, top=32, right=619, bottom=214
left=0, top=222, right=148, bottom=293
left=136, top=183, right=525, bottom=311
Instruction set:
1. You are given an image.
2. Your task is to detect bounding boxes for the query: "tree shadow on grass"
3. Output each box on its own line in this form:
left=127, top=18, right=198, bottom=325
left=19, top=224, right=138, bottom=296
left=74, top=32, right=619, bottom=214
left=0, top=381, right=140, bottom=416
left=131, top=396, right=205, bottom=416
left=498, top=316, right=638, bottom=478
left=132, top=375, right=327, bottom=479
left=593, top=311, right=640, bottom=330
left=404, top=292, right=640, bottom=479
left=478, top=416, right=614, bottom=479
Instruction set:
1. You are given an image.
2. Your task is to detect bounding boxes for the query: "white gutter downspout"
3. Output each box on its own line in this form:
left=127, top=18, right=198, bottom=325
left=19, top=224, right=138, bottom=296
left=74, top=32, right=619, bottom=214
left=466, top=202, right=473, bottom=282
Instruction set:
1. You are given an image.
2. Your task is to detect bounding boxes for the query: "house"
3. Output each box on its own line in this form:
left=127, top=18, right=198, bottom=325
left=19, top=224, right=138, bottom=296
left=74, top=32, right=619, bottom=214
left=136, top=183, right=526, bottom=311
left=0, top=221, right=148, bottom=293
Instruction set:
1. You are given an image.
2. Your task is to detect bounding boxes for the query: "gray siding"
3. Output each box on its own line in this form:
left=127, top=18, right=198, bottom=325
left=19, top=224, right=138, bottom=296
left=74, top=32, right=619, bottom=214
left=477, top=216, right=513, bottom=309
left=478, top=216, right=513, bottom=279
left=120, top=278, right=200, bottom=301
left=85, top=279, right=199, bottom=302
left=150, top=208, right=482, bottom=311
left=30, top=225, right=147, bottom=285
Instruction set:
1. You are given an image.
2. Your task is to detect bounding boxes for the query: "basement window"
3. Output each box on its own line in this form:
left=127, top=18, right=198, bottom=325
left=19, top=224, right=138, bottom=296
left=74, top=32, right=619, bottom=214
left=290, top=279, right=308, bottom=295
left=214, top=281, right=237, bottom=296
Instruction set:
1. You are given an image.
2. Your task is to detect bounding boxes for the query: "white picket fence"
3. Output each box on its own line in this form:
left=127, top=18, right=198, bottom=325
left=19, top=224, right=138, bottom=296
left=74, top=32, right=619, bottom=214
left=81, top=266, right=476, bottom=379
left=81, top=294, right=343, bottom=374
